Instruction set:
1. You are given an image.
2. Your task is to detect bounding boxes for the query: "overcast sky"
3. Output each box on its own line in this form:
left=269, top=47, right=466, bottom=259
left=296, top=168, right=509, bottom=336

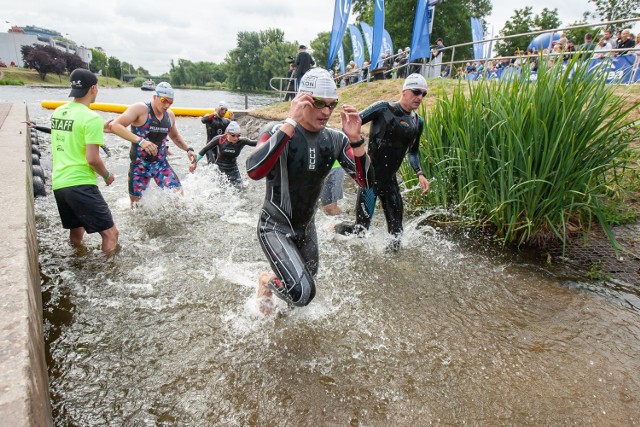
left=1, top=0, right=637, bottom=75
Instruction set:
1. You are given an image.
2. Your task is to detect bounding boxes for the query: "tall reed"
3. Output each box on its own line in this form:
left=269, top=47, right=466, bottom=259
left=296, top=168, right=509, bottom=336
left=405, top=56, right=640, bottom=250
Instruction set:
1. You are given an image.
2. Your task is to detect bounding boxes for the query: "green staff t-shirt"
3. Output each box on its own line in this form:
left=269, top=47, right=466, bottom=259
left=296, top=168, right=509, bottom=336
left=50, top=102, right=104, bottom=190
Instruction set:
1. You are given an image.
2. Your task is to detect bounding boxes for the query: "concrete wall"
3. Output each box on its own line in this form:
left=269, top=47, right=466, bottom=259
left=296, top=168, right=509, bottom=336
left=0, top=33, right=40, bottom=67
left=0, top=103, right=52, bottom=426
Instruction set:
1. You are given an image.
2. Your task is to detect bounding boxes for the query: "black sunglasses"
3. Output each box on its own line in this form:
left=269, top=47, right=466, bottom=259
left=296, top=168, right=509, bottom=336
left=410, top=89, right=427, bottom=97
left=312, top=98, right=339, bottom=109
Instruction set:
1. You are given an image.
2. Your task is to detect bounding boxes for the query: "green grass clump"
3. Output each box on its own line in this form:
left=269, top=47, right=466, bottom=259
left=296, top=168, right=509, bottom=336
left=407, top=56, right=640, bottom=251
left=0, top=79, right=24, bottom=85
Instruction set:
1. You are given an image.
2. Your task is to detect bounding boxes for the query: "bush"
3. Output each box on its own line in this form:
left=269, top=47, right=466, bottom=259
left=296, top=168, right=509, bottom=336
left=407, top=56, right=640, bottom=251
left=0, top=79, right=24, bottom=85
left=131, top=77, right=146, bottom=88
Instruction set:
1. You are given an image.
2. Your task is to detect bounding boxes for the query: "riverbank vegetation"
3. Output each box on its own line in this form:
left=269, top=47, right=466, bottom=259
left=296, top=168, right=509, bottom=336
left=404, top=58, right=640, bottom=251
left=255, top=62, right=640, bottom=252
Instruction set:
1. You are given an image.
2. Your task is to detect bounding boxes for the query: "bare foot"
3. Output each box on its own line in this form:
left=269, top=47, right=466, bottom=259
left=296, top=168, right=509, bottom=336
left=257, top=272, right=274, bottom=315
left=322, top=202, right=343, bottom=216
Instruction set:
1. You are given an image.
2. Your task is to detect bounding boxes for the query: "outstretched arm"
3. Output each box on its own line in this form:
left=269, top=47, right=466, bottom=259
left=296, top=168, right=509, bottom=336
left=167, top=111, right=197, bottom=162
left=246, top=92, right=310, bottom=180
left=338, top=104, right=374, bottom=189
left=111, top=103, right=159, bottom=156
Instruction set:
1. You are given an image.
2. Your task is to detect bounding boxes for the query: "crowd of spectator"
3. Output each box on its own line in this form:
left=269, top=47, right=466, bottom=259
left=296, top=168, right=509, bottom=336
left=456, top=28, right=638, bottom=80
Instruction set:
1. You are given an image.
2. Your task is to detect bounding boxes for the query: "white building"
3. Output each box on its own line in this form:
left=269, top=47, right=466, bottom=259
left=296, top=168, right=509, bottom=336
left=0, top=32, right=92, bottom=68
left=0, top=32, right=39, bottom=67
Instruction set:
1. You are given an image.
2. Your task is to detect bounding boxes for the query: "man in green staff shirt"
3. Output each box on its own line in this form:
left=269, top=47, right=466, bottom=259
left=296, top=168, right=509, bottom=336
left=50, top=68, right=119, bottom=254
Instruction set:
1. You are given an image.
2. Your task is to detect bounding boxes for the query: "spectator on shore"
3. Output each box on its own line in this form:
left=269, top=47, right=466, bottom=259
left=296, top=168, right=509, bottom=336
left=293, top=45, right=315, bottom=90
left=581, top=33, right=597, bottom=51
left=594, top=37, right=612, bottom=59
left=564, top=39, right=576, bottom=61
left=602, top=29, right=616, bottom=50
left=614, top=29, right=636, bottom=56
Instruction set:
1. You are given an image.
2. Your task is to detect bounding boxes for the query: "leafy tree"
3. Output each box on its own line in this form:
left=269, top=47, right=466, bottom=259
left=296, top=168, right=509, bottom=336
left=310, top=31, right=331, bottom=70
left=169, top=59, right=189, bottom=86
left=225, top=29, right=296, bottom=91
left=89, top=48, right=107, bottom=74
left=20, top=44, right=72, bottom=80
left=136, top=66, right=149, bottom=76
left=588, top=0, right=640, bottom=32
left=533, top=8, right=561, bottom=30
left=565, top=12, right=598, bottom=47
left=61, top=51, right=86, bottom=73
left=106, top=56, right=121, bottom=79
left=495, top=7, right=562, bottom=56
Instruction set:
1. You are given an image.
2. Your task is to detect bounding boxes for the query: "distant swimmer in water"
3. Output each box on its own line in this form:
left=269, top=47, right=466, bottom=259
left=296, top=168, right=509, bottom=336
left=245, top=68, right=374, bottom=314
left=334, top=73, right=431, bottom=252
left=189, top=121, right=257, bottom=188
left=200, top=101, right=231, bottom=163
left=110, top=82, right=197, bottom=207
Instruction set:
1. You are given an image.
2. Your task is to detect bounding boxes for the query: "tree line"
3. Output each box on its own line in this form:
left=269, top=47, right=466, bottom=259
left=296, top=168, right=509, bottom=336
left=19, top=0, right=637, bottom=89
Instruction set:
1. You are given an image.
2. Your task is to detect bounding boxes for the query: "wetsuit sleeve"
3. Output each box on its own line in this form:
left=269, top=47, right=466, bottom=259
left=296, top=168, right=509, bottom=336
left=201, top=114, right=213, bottom=124
left=337, top=134, right=374, bottom=189
left=198, top=135, right=220, bottom=157
left=407, top=117, right=424, bottom=174
left=246, top=123, right=290, bottom=180
left=240, top=138, right=258, bottom=148
left=359, top=101, right=389, bottom=125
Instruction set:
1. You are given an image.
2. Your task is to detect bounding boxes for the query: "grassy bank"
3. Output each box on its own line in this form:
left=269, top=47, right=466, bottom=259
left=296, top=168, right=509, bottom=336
left=0, top=67, right=130, bottom=88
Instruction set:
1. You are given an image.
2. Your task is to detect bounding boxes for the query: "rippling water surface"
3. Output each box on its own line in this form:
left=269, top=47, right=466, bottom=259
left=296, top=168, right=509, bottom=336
left=4, top=87, right=640, bottom=425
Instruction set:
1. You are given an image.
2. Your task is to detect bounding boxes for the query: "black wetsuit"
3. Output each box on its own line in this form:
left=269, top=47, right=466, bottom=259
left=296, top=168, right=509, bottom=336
left=201, top=114, right=230, bottom=163
left=246, top=121, right=373, bottom=306
left=198, top=135, right=257, bottom=186
left=335, top=101, right=424, bottom=245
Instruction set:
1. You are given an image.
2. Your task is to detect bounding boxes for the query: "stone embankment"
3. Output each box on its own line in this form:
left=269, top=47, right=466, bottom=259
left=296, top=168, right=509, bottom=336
left=0, top=103, right=52, bottom=426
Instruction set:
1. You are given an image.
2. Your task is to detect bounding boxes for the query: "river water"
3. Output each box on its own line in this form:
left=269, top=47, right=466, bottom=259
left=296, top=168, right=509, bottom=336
left=2, top=86, right=640, bottom=425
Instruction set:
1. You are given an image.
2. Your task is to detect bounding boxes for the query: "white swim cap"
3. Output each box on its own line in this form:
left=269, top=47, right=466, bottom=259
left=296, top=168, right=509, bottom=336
left=226, top=121, right=241, bottom=133
left=155, top=82, right=174, bottom=98
left=298, top=68, right=338, bottom=99
left=402, top=73, right=428, bottom=91
left=218, top=101, right=228, bottom=108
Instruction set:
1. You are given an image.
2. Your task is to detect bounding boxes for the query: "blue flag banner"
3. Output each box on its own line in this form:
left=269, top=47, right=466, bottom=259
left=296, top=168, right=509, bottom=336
left=470, top=17, right=484, bottom=60
left=370, top=0, right=385, bottom=68
left=327, top=0, right=353, bottom=70
left=410, top=0, right=432, bottom=62
left=349, top=24, right=365, bottom=67
left=383, top=29, right=394, bottom=58
left=337, top=45, right=346, bottom=74
left=360, top=22, right=373, bottom=60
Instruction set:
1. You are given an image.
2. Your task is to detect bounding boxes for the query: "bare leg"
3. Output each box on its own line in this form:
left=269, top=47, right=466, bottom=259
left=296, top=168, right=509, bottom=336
left=69, top=227, right=85, bottom=246
left=129, top=194, right=141, bottom=209
left=257, top=272, right=274, bottom=315
left=99, top=225, right=119, bottom=255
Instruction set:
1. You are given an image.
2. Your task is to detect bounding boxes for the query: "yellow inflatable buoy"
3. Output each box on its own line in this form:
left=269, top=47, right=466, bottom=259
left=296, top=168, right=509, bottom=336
left=40, top=101, right=216, bottom=117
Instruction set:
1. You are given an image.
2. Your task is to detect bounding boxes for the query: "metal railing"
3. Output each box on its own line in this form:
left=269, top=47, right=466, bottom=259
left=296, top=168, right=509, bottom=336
left=269, top=18, right=640, bottom=97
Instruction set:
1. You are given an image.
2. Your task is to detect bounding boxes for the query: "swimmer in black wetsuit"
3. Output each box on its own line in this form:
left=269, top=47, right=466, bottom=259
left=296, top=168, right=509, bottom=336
left=334, top=73, right=431, bottom=251
left=189, top=121, right=257, bottom=188
left=200, top=101, right=231, bottom=164
left=246, top=68, right=374, bottom=314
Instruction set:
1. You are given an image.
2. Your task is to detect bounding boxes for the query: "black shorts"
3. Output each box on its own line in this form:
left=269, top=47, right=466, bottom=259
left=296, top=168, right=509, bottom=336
left=53, top=185, right=114, bottom=233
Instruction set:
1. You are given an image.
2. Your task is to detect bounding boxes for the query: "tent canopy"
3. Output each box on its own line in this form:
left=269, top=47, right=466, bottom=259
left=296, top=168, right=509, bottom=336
left=527, top=32, right=561, bottom=51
